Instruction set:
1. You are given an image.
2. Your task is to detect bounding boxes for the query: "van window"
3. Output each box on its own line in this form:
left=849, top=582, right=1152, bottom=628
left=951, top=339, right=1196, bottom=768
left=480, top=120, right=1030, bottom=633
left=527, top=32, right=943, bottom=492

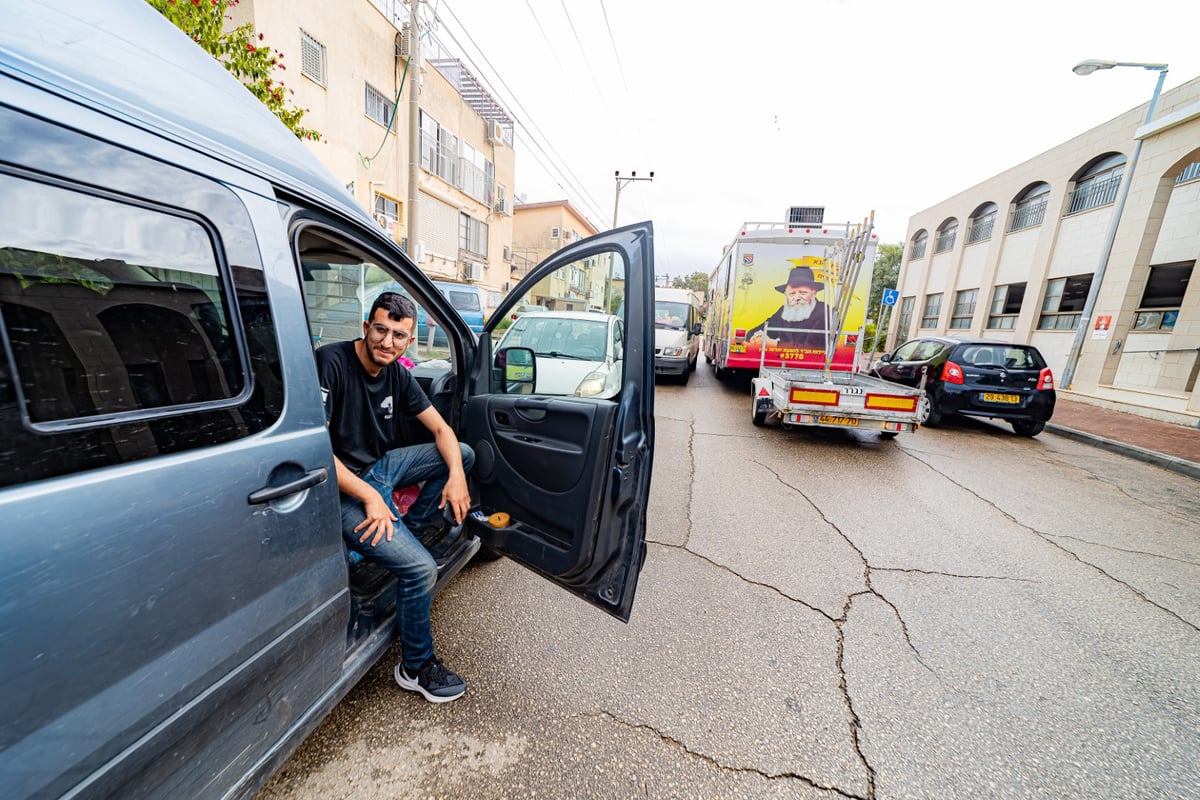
left=0, top=174, right=242, bottom=422
left=0, top=169, right=282, bottom=488
left=443, top=288, right=481, bottom=313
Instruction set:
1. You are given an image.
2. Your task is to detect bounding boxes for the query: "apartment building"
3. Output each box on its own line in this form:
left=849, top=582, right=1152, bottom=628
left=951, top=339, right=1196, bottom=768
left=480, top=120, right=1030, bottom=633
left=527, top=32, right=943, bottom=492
left=231, top=0, right=515, bottom=317
left=512, top=200, right=609, bottom=312
left=893, top=75, right=1200, bottom=425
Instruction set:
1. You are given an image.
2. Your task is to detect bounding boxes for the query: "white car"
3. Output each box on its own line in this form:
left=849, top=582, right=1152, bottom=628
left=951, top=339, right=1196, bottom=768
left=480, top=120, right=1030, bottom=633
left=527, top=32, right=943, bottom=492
left=496, top=311, right=624, bottom=398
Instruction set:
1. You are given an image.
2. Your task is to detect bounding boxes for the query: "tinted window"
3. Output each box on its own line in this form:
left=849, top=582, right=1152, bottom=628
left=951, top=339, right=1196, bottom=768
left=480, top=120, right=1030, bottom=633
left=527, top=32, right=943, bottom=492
left=0, top=175, right=242, bottom=423
left=0, top=172, right=281, bottom=487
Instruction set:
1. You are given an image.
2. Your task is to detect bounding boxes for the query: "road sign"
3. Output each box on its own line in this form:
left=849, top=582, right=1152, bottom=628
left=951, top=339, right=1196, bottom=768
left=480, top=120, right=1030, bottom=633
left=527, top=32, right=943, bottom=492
left=882, top=288, right=899, bottom=307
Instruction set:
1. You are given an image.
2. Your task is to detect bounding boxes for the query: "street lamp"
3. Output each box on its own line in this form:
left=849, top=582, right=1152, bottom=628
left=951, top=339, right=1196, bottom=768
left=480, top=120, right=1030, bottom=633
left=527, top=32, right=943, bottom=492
left=607, top=170, right=654, bottom=311
left=1060, top=59, right=1168, bottom=390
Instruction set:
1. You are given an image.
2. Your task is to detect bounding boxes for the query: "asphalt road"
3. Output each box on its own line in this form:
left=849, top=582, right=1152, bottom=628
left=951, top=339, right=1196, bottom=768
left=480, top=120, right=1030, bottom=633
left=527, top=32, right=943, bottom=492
left=258, top=363, right=1200, bottom=800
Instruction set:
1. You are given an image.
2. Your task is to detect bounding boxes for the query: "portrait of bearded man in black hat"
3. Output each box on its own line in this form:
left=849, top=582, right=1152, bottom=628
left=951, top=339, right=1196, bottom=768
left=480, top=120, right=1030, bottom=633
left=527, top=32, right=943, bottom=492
left=746, top=265, right=829, bottom=349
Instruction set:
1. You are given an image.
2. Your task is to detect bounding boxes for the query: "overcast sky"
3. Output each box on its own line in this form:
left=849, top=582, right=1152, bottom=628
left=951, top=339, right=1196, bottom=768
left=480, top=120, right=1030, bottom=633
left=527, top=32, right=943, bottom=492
left=427, top=0, right=1198, bottom=280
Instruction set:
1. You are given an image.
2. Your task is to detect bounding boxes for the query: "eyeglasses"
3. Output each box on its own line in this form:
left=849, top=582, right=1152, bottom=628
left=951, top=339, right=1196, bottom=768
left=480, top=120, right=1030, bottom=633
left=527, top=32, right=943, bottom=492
left=369, top=323, right=412, bottom=344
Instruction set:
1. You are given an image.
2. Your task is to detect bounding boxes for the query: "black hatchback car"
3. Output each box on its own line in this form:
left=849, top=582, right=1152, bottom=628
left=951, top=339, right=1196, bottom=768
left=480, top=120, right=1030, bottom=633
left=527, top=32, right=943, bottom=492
left=871, top=337, right=1056, bottom=436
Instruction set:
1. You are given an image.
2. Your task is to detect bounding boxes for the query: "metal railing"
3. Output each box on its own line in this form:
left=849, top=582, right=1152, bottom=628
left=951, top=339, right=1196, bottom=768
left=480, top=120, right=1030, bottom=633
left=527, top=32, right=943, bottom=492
left=1008, top=199, right=1047, bottom=232
left=966, top=215, right=995, bottom=244
left=1066, top=174, right=1122, bottom=215
left=934, top=229, right=956, bottom=253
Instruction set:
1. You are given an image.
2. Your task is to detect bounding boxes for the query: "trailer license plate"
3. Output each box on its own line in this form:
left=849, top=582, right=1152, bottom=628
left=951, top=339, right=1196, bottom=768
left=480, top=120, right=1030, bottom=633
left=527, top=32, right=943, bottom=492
left=981, top=392, right=1020, bottom=404
left=818, top=415, right=859, bottom=427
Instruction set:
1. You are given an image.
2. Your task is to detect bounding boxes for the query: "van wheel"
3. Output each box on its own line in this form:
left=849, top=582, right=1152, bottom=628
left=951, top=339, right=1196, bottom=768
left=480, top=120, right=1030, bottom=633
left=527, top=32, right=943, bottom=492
left=689, top=356, right=697, bottom=372
left=1011, top=420, right=1045, bottom=437
left=678, top=366, right=691, bottom=386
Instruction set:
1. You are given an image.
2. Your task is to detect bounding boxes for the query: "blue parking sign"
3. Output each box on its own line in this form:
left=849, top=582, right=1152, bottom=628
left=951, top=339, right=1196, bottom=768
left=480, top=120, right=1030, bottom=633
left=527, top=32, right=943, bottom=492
left=882, top=289, right=899, bottom=307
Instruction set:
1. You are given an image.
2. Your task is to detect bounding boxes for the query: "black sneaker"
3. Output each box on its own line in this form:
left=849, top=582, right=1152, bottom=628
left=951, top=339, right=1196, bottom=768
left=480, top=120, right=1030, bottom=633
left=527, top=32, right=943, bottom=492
left=394, top=657, right=466, bottom=703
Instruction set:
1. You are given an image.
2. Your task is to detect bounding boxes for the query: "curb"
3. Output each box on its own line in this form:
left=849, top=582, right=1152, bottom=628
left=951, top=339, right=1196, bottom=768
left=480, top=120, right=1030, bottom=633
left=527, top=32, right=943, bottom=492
left=1045, top=423, right=1200, bottom=481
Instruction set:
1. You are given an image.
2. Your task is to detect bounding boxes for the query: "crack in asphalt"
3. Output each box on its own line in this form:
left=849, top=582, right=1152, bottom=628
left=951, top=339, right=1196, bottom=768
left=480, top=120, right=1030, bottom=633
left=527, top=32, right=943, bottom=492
left=752, top=460, right=943, bottom=800
left=649, top=541, right=836, bottom=621
left=898, top=448, right=1200, bottom=634
left=1043, top=533, right=1200, bottom=568
left=873, top=566, right=1039, bottom=583
left=587, top=709, right=867, bottom=800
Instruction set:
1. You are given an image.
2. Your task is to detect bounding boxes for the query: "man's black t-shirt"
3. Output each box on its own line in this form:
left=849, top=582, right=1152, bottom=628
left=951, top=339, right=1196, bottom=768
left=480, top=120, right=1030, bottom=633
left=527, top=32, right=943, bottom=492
left=316, top=340, right=431, bottom=475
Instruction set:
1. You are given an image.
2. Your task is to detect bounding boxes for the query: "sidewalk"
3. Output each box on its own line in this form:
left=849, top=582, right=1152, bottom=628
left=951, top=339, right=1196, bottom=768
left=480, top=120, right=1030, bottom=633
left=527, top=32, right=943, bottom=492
left=1045, top=398, right=1200, bottom=480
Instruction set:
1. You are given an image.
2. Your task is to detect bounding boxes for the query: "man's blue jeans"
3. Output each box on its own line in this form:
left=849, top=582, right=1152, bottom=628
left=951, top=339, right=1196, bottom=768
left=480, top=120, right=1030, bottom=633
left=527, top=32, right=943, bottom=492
left=340, top=442, right=475, bottom=671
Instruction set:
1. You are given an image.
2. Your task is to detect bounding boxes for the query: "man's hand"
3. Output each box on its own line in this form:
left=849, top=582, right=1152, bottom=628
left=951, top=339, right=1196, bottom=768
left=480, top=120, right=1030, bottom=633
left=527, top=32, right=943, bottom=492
left=439, top=472, right=471, bottom=525
left=354, top=491, right=397, bottom=546
left=749, top=331, right=777, bottom=347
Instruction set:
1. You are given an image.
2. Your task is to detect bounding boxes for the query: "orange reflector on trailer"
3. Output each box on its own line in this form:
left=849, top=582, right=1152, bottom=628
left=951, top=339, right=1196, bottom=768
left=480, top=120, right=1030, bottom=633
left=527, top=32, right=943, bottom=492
left=865, top=393, right=918, bottom=412
left=790, top=388, right=840, bottom=406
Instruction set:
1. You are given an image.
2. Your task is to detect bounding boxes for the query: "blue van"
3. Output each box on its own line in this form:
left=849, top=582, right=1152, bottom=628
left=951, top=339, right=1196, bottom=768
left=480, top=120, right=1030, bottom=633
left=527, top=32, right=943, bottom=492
left=434, top=280, right=486, bottom=335
left=0, top=3, right=656, bottom=798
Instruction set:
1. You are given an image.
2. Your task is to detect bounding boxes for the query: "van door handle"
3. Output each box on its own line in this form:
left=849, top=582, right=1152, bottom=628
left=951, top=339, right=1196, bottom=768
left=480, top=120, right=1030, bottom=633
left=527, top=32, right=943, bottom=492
left=248, top=468, right=328, bottom=504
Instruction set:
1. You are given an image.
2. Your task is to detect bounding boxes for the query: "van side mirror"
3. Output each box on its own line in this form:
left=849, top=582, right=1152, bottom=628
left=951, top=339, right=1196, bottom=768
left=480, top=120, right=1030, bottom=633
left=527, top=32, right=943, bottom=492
left=496, top=346, right=536, bottom=394
left=691, top=322, right=703, bottom=336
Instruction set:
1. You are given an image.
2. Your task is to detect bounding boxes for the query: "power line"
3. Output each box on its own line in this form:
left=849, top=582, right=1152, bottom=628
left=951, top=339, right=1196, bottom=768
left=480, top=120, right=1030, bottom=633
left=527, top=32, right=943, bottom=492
left=423, top=20, right=605, bottom=223
left=433, top=1, right=611, bottom=224
left=557, top=0, right=608, bottom=111
left=597, top=0, right=630, bottom=98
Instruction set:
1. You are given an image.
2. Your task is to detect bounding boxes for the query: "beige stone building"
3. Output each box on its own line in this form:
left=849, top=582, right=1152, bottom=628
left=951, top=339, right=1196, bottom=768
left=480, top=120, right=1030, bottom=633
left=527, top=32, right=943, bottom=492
left=511, top=200, right=606, bottom=312
left=232, top=0, right=516, bottom=317
left=894, top=75, right=1200, bottom=426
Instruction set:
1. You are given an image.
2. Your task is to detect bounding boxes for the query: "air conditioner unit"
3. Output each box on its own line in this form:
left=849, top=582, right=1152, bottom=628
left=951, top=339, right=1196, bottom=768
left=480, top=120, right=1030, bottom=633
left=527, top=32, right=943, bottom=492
left=466, top=261, right=484, bottom=282
left=550, top=226, right=560, bottom=239
left=502, top=245, right=511, bottom=261
left=486, top=120, right=505, bottom=144
left=396, top=25, right=412, bottom=58
left=496, top=198, right=512, bottom=215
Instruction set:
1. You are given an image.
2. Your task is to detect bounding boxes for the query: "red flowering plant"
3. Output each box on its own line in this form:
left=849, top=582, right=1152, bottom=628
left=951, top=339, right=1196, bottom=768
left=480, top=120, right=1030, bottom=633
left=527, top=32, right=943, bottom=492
left=147, top=0, right=319, bottom=141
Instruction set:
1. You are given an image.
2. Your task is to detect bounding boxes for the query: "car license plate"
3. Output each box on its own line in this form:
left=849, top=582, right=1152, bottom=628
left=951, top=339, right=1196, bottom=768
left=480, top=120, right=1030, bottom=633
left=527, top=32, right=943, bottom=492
left=818, top=415, right=859, bottom=427
left=981, top=392, right=1020, bottom=404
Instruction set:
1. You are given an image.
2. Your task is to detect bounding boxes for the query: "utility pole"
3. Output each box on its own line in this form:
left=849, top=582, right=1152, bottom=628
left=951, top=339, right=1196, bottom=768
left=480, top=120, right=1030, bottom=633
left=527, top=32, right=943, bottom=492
left=405, top=0, right=421, bottom=264
left=608, top=170, right=653, bottom=310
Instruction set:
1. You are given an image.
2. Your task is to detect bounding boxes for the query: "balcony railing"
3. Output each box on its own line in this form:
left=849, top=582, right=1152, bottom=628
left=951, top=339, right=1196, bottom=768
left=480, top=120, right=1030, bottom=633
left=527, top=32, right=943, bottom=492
left=1008, top=199, right=1047, bottom=232
left=966, top=215, right=995, bottom=244
left=1066, top=174, right=1122, bottom=215
left=934, top=230, right=956, bottom=253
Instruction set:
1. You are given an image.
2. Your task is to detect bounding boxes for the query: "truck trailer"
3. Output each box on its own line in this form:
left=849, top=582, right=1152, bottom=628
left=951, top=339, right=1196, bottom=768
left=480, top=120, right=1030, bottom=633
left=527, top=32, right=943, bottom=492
left=705, top=207, right=925, bottom=436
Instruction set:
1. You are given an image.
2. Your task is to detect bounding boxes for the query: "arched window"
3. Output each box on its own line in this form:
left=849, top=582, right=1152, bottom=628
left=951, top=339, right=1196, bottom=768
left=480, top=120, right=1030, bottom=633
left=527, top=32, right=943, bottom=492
left=1008, top=182, right=1050, bottom=232
left=967, top=202, right=998, bottom=244
left=909, top=229, right=928, bottom=260
left=1066, top=153, right=1125, bottom=215
left=934, top=218, right=958, bottom=254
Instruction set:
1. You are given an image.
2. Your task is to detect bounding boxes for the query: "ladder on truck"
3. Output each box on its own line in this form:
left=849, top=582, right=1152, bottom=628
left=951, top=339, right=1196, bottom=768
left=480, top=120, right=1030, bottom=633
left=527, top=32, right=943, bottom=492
left=816, top=211, right=876, bottom=380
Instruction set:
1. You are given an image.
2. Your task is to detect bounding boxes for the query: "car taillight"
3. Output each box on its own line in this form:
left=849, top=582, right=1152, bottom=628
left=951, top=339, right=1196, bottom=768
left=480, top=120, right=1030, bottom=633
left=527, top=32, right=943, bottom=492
left=1037, top=368, right=1054, bottom=391
left=941, top=360, right=964, bottom=384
